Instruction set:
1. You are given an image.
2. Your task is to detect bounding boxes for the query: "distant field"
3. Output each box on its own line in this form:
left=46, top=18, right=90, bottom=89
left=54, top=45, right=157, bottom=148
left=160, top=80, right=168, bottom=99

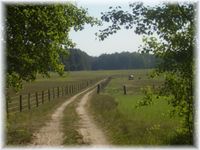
left=90, top=70, right=182, bottom=145
left=7, top=69, right=149, bottom=114
left=8, top=69, right=150, bottom=96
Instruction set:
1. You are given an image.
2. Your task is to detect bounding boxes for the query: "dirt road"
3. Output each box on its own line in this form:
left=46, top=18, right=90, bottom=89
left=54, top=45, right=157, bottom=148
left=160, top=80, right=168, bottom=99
left=31, top=90, right=84, bottom=146
left=31, top=79, right=109, bottom=146
left=76, top=89, right=109, bottom=146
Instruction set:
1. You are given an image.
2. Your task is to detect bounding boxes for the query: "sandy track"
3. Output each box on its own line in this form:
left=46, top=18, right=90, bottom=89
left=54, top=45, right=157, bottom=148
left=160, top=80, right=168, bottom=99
left=31, top=93, right=81, bottom=146
left=31, top=80, right=106, bottom=146
left=76, top=89, right=109, bottom=146
left=31, top=85, right=98, bottom=146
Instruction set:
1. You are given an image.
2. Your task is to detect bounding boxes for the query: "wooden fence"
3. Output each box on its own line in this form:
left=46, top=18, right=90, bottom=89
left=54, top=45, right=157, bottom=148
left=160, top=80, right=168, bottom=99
left=6, top=78, right=102, bottom=114
left=97, top=77, right=112, bottom=94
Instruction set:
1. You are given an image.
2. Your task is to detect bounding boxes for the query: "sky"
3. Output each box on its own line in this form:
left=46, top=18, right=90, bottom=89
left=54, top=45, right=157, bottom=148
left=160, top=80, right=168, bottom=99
left=69, top=1, right=144, bottom=57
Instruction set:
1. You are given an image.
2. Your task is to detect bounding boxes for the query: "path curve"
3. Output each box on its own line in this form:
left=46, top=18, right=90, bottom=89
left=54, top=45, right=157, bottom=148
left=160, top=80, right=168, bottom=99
left=76, top=89, right=109, bottom=146
left=31, top=80, right=104, bottom=146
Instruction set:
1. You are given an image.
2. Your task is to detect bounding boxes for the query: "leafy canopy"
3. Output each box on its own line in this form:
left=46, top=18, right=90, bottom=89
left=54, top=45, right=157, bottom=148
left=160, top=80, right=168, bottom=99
left=98, top=2, right=196, bottom=144
left=6, top=3, right=98, bottom=90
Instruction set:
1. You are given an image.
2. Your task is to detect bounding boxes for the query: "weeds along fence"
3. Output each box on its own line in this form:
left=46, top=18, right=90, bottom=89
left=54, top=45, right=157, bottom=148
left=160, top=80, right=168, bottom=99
left=97, top=77, right=112, bottom=94
left=6, top=78, right=103, bottom=114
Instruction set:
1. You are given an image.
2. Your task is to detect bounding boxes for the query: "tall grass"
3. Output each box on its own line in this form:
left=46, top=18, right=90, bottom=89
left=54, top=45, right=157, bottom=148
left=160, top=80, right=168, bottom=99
left=89, top=72, right=182, bottom=145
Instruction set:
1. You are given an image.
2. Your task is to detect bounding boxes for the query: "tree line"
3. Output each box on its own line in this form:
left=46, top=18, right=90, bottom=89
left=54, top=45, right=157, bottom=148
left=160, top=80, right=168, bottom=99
left=99, top=2, right=195, bottom=144
left=61, top=48, right=158, bottom=71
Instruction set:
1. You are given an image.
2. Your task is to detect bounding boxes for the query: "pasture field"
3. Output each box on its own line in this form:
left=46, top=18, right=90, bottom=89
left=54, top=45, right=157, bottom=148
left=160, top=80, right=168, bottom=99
left=89, top=70, right=182, bottom=145
left=6, top=69, right=142, bottom=145
left=7, top=69, right=176, bottom=145
left=7, top=70, right=138, bottom=114
left=8, top=69, right=138, bottom=96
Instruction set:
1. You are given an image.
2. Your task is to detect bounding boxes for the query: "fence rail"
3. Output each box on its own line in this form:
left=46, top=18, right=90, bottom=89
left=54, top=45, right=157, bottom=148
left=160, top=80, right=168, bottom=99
left=6, top=78, right=103, bottom=114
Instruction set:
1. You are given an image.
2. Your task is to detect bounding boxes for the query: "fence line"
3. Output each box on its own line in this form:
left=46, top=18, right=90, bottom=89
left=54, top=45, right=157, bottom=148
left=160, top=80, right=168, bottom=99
left=97, top=77, right=112, bottom=94
left=6, top=78, right=103, bottom=114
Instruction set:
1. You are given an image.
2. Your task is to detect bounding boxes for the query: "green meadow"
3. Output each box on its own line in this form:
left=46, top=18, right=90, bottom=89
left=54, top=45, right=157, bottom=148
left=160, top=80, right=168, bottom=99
left=6, top=69, right=182, bottom=145
left=8, top=70, right=136, bottom=96
left=89, top=69, right=182, bottom=145
left=6, top=70, right=136, bottom=145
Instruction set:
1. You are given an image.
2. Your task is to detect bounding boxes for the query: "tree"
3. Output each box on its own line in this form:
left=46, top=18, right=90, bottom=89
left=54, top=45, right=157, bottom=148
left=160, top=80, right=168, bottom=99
left=90, top=52, right=156, bottom=70
left=6, top=3, right=98, bottom=91
left=98, top=2, right=196, bottom=144
left=60, top=48, right=157, bottom=71
left=62, top=48, right=92, bottom=71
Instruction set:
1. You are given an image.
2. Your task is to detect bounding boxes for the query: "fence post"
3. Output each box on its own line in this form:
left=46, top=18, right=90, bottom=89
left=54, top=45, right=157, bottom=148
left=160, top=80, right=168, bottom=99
left=53, top=88, right=55, bottom=99
left=19, top=95, right=22, bottom=112
left=62, top=86, right=64, bottom=97
left=42, top=91, right=44, bottom=104
left=97, top=84, right=100, bottom=94
left=75, top=84, right=76, bottom=92
left=65, top=85, right=68, bottom=95
left=48, top=89, right=50, bottom=101
left=57, top=87, right=59, bottom=98
left=36, top=92, right=38, bottom=107
left=28, top=93, right=31, bottom=110
left=123, top=85, right=127, bottom=95
left=77, top=83, right=79, bottom=92
left=6, top=99, right=9, bottom=115
left=67, top=85, right=69, bottom=95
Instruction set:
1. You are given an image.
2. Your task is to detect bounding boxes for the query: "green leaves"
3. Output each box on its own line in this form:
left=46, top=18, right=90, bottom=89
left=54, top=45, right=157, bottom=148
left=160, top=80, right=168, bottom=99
left=99, top=2, right=196, bottom=143
left=6, top=3, right=98, bottom=91
left=135, top=86, right=154, bottom=108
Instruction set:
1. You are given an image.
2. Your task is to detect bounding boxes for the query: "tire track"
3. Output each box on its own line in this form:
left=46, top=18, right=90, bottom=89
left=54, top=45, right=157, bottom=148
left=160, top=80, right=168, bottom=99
left=31, top=80, right=104, bottom=146
left=76, top=89, right=109, bottom=146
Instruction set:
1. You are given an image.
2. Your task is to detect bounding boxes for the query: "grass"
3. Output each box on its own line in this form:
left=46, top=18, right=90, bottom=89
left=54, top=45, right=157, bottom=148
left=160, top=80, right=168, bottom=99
left=6, top=69, right=108, bottom=145
left=5, top=69, right=159, bottom=145
left=89, top=71, right=183, bottom=145
left=62, top=93, right=88, bottom=145
left=8, top=69, right=153, bottom=96
left=62, top=100, right=83, bottom=145
left=6, top=96, right=70, bottom=145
